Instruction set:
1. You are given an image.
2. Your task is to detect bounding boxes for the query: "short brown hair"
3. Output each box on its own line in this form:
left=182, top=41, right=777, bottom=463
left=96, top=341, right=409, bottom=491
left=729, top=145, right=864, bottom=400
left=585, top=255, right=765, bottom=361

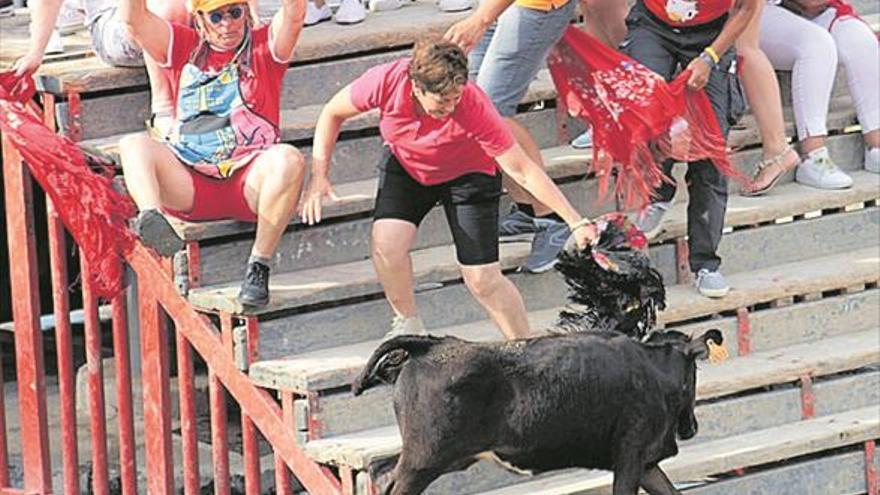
left=408, top=38, right=468, bottom=95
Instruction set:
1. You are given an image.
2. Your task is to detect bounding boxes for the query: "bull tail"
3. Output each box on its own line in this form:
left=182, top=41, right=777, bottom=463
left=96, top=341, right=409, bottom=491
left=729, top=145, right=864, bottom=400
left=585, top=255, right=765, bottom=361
left=352, top=335, right=442, bottom=396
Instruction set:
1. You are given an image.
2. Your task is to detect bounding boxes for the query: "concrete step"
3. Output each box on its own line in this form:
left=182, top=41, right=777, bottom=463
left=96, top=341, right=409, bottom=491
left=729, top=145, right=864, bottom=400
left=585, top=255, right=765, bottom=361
left=472, top=407, right=879, bottom=495
left=249, top=249, right=880, bottom=393
left=239, top=201, right=878, bottom=359
left=298, top=349, right=879, bottom=470
left=187, top=174, right=879, bottom=316
left=257, top=289, right=880, bottom=438
left=158, top=130, right=868, bottom=287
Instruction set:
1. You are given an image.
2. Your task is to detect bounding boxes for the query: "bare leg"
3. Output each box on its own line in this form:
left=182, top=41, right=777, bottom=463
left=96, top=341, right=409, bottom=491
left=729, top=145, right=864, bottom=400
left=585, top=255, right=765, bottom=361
left=372, top=219, right=420, bottom=318
left=640, top=465, right=681, bottom=495
left=242, top=144, right=306, bottom=258
left=800, top=135, right=827, bottom=154
left=460, top=264, right=534, bottom=339
left=119, top=133, right=195, bottom=212
left=737, top=1, right=800, bottom=193
left=865, top=129, right=880, bottom=149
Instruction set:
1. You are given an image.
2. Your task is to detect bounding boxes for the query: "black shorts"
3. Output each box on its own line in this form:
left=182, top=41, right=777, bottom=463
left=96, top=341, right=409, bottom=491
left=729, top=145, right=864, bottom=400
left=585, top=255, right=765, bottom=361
left=373, top=150, right=502, bottom=266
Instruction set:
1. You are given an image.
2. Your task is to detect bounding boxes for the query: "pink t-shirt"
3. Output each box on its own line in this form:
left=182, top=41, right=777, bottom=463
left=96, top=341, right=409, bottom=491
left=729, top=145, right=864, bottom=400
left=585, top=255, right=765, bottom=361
left=350, top=59, right=516, bottom=185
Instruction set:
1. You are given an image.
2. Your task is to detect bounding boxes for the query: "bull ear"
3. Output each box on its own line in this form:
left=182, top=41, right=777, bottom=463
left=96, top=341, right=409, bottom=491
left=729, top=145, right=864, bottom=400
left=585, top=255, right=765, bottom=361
left=685, top=329, right=725, bottom=361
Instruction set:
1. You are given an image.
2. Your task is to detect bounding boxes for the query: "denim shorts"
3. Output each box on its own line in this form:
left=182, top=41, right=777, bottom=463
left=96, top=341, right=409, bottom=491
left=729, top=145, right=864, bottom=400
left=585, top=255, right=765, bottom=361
left=89, top=6, right=145, bottom=68
left=469, top=0, right=577, bottom=117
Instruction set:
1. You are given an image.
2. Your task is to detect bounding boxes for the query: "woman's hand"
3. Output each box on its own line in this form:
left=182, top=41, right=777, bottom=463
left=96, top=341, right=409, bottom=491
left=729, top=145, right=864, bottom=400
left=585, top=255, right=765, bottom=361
left=686, top=57, right=711, bottom=90
left=570, top=220, right=599, bottom=249
left=444, top=16, right=489, bottom=54
left=12, top=51, right=44, bottom=77
left=300, top=173, right=338, bottom=225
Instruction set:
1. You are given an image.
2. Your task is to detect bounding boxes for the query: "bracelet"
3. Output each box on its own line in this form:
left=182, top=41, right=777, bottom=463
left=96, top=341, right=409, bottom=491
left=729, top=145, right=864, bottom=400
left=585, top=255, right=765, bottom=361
left=698, top=52, right=716, bottom=68
left=570, top=217, right=593, bottom=231
left=703, top=46, right=720, bottom=64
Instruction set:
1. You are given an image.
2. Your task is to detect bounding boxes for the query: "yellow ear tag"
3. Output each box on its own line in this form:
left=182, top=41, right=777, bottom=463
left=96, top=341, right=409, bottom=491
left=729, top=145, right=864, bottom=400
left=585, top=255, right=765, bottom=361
left=707, top=340, right=728, bottom=364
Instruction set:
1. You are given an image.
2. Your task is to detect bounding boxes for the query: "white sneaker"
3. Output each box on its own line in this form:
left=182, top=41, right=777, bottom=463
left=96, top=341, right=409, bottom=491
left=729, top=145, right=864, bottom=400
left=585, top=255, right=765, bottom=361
left=865, top=147, right=880, bottom=174
left=56, top=3, right=85, bottom=35
left=369, top=0, right=401, bottom=11
left=383, top=315, right=427, bottom=341
left=335, top=0, right=366, bottom=24
left=45, top=29, right=65, bottom=54
left=304, top=0, right=332, bottom=25
left=795, top=147, right=853, bottom=190
left=437, top=0, right=473, bottom=12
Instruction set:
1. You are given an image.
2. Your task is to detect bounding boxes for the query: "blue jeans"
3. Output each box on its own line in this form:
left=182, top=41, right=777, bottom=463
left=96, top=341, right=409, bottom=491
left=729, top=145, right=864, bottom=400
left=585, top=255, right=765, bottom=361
left=468, top=0, right=576, bottom=117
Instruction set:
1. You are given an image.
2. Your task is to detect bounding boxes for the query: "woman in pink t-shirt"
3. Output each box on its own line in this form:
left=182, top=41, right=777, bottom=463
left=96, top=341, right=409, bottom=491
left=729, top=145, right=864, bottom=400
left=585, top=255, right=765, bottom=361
left=302, top=39, right=598, bottom=341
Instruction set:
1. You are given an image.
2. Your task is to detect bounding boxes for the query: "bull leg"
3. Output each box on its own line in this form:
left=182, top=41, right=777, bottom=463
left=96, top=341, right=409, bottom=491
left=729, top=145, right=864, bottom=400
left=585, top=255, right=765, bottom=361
left=611, top=455, right=643, bottom=495
left=383, top=466, right=443, bottom=495
left=640, top=465, right=681, bottom=495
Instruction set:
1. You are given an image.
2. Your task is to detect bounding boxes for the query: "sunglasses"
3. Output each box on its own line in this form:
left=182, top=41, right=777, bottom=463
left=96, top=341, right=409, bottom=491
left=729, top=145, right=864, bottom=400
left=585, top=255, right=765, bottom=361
left=204, top=5, right=245, bottom=24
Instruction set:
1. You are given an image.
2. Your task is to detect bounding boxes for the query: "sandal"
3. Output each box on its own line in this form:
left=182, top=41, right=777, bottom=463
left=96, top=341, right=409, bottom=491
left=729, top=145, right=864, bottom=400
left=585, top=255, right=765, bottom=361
left=742, top=146, right=801, bottom=197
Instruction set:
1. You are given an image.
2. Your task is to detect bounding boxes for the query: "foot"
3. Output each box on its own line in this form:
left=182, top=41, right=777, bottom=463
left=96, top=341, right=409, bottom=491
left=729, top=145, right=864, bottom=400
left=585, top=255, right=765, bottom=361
left=437, top=0, right=473, bottom=12
left=523, top=218, right=570, bottom=273
left=131, top=209, right=184, bottom=258
left=865, top=147, right=880, bottom=174
left=695, top=269, right=729, bottom=298
left=498, top=204, right=536, bottom=237
left=742, top=146, right=800, bottom=197
left=335, top=0, right=366, bottom=24
left=304, top=0, right=332, bottom=25
left=238, top=261, right=271, bottom=308
left=570, top=129, right=593, bottom=149
left=795, top=147, right=853, bottom=190
left=633, top=201, right=671, bottom=240
left=383, top=315, right=427, bottom=341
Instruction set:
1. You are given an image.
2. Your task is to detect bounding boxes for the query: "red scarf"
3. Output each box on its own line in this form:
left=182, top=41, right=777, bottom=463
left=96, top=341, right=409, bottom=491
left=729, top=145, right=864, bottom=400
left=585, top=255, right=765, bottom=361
left=0, top=72, right=136, bottom=298
left=548, top=27, right=742, bottom=209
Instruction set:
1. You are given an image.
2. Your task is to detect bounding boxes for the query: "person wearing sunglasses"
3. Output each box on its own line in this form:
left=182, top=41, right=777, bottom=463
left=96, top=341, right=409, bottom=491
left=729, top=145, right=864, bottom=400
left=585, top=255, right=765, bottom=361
left=118, top=0, right=308, bottom=309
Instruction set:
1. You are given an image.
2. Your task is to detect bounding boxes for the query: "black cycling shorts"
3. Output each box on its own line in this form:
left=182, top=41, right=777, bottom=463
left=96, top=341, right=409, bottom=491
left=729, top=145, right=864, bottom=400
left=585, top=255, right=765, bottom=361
left=373, top=150, right=502, bottom=266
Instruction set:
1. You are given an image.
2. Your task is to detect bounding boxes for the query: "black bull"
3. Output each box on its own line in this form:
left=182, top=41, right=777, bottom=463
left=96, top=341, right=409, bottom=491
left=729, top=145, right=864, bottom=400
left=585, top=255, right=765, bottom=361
left=352, top=329, right=723, bottom=495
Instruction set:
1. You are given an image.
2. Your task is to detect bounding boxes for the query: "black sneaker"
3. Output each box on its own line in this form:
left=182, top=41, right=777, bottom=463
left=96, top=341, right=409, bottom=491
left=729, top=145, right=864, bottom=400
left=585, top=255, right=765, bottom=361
left=132, top=209, right=184, bottom=257
left=238, top=261, right=270, bottom=308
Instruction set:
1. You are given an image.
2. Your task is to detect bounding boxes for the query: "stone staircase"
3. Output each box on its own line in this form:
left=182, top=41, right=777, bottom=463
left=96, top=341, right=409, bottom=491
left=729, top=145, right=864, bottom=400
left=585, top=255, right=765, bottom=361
left=19, top=3, right=880, bottom=493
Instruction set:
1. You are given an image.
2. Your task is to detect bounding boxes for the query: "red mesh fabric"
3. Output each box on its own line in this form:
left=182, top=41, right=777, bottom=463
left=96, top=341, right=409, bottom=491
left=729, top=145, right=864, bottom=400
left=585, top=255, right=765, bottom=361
left=0, top=72, right=136, bottom=299
left=547, top=27, right=743, bottom=209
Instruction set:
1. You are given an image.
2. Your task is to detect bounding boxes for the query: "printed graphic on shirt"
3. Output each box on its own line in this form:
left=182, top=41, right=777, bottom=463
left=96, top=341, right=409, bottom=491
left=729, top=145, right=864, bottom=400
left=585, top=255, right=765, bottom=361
left=665, top=0, right=699, bottom=23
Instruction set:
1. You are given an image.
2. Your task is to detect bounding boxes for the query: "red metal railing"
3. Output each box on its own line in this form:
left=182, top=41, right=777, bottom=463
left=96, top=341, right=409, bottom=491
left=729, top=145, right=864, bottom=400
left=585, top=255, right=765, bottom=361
left=0, top=90, right=344, bottom=494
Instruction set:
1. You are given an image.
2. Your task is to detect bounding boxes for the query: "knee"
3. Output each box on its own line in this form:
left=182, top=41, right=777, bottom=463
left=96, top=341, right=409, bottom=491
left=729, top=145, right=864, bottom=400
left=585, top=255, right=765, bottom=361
left=462, top=267, right=504, bottom=299
left=266, top=144, right=306, bottom=186
left=119, top=133, right=157, bottom=168
left=803, top=29, right=838, bottom=64
left=372, top=239, right=408, bottom=267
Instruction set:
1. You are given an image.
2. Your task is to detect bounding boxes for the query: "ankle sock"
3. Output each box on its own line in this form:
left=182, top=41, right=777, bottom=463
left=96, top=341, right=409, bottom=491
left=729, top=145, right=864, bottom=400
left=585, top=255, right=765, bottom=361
left=248, top=255, right=271, bottom=267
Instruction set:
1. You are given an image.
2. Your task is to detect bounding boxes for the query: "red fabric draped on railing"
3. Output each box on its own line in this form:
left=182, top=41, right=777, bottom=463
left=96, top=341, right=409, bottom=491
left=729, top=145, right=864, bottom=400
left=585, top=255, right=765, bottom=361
left=547, top=27, right=742, bottom=209
left=0, top=71, right=136, bottom=298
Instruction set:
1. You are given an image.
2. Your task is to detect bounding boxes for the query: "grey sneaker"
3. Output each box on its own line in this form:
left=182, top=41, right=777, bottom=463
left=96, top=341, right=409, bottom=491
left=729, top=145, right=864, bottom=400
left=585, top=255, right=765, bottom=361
left=795, top=147, right=853, bottom=189
left=132, top=209, right=184, bottom=258
left=383, top=315, right=427, bottom=341
left=524, top=219, right=570, bottom=273
left=695, top=269, right=730, bottom=298
left=499, top=205, right=537, bottom=237
left=633, top=201, right=671, bottom=240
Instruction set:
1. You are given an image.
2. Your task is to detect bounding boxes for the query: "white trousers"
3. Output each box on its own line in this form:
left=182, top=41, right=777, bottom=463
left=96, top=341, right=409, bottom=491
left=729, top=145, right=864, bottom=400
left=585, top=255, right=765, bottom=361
left=760, top=3, right=879, bottom=138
